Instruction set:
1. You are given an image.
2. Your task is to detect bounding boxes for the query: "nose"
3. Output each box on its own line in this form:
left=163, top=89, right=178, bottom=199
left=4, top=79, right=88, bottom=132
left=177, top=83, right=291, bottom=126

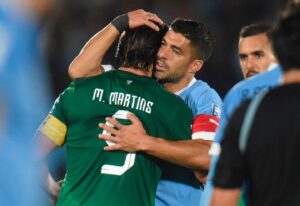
left=157, top=45, right=168, bottom=59
left=245, top=56, right=254, bottom=69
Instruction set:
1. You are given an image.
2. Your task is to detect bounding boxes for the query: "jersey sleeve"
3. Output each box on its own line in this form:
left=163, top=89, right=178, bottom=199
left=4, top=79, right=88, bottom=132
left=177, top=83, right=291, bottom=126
left=192, top=114, right=220, bottom=141
left=38, top=82, right=75, bottom=146
left=38, top=114, right=67, bottom=146
left=213, top=102, right=249, bottom=189
left=190, top=89, right=222, bottom=141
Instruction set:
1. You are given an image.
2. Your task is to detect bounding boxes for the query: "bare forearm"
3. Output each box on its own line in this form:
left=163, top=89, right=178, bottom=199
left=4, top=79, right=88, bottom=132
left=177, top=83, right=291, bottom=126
left=69, top=24, right=119, bottom=79
left=43, top=165, right=61, bottom=197
left=98, top=114, right=210, bottom=170
left=68, top=9, right=163, bottom=79
left=34, top=132, right=61, bottom=202
left=141, top=137, right=212, bottom=170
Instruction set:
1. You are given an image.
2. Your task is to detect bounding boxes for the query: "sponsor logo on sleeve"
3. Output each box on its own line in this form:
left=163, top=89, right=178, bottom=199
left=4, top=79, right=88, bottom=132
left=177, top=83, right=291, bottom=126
left=212, top=103, right=221, bottom=118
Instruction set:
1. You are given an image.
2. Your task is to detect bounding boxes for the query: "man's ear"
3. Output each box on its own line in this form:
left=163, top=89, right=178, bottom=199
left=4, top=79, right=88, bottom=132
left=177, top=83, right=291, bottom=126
left=190, top=59, right=204, bottom=74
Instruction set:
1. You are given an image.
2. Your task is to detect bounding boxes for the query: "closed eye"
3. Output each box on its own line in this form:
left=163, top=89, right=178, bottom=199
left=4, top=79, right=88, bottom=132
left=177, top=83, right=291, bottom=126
left=171, top=45, right=182, bottom=55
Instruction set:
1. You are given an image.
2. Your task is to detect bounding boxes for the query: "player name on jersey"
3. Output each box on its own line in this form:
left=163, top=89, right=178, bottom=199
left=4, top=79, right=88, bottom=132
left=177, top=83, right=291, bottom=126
left=92, top=88, right=154, bottom=114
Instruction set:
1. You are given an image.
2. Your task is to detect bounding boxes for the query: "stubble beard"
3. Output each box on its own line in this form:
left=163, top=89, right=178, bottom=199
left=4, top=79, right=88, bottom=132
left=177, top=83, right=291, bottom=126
left=155, top=70, right=184, bottom=85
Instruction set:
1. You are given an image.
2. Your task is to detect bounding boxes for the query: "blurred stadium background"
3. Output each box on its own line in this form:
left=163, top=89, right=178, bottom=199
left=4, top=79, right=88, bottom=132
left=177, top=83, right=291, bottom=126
left=0, top=0, right=287, bottom=205
left=44, top=0, right=286, bottom=97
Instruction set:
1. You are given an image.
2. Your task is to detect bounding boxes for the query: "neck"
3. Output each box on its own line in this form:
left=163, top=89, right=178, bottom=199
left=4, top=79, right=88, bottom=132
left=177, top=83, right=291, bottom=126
left=120, top=67, right=153, bottom=77
left=163, top=76, right=194, bottom=93
left=282, top=69, right=300, bottom=85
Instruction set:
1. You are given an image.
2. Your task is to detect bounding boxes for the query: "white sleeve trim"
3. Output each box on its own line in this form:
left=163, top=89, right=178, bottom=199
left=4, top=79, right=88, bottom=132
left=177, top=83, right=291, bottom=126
left=192, top=131, right=216, bottom=141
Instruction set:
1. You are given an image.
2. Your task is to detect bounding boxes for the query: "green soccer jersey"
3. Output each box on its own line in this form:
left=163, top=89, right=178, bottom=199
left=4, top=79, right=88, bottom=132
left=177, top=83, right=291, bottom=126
left=48, top=70, right=192, bottom=206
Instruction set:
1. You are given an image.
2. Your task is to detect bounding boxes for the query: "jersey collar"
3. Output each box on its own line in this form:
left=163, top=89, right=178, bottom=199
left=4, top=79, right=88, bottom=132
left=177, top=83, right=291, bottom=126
left=175, top=78, right=197, bottom=95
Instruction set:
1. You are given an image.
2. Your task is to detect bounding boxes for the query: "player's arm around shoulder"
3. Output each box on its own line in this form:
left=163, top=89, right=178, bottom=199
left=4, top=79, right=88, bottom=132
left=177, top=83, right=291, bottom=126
left=189, top=87, right=223, bottom=182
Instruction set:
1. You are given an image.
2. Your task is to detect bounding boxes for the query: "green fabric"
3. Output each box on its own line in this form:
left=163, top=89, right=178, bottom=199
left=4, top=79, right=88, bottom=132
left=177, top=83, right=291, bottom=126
left=51, top=70, right=193, bottom=206
left=238, top=195, right=246, bottom=206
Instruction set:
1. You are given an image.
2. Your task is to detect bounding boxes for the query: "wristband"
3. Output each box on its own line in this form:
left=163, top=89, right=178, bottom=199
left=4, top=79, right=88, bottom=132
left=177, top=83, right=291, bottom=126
left=111, top=14, right=129, bottom=33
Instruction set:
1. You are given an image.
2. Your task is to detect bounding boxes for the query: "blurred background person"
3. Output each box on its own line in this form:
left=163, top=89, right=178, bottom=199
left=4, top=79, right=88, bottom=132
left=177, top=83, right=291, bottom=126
left=238, top=23, right=277, bottom=79
left=201, top=22, right=282, bottom=206
left=0, top=0, right=54, bottom=143
left=211, top=3, right=300, bottom=205
left=0, top=0, right=55, bottom=205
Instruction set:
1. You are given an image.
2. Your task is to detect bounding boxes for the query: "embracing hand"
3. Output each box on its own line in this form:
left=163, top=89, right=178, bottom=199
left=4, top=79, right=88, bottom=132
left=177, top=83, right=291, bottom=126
left=98, top=113, right=150, bottom=152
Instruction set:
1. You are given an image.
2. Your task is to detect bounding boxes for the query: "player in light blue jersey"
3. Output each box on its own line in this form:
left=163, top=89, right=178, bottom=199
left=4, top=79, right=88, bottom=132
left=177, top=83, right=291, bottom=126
left=200, top=23, right=281, bottom=206
left=211, top=4, right=300, bottom=205
left=218, top=64, right=282, bottom=132
left=201, top=65, right=282, bottom=205
left=155, top=77, right=222, bottom=206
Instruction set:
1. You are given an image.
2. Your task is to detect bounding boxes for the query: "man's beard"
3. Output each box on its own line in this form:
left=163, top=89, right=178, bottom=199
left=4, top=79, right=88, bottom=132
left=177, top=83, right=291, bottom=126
left=155, top=70, right=184, bottom=84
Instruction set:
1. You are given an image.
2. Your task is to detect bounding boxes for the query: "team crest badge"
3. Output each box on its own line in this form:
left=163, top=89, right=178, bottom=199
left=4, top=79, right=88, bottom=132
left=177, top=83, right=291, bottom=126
left=212, top=103, right=221, bottom=118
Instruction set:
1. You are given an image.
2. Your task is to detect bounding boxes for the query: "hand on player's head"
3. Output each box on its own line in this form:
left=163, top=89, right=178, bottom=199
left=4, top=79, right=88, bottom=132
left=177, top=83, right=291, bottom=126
left=128, top=9, right=164, bottom=31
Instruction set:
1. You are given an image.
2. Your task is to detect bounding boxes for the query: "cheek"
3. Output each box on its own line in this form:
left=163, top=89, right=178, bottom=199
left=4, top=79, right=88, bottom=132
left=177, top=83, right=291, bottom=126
left=239, top=59, right=246, bottom=66
left=256, top=59, right=269, bottom=71
left=261, top=58, right=270, bottom=67
left=174, top=56, right=189, bottom=67
left=240, top=64, right=247, bottom=73
left=168, top=57, right=181, bottom=69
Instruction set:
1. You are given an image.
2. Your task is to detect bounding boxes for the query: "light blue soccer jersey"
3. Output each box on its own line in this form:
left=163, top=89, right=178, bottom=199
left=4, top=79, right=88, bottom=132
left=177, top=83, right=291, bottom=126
left=200, top=64, right=282, bottom=206
left=155, top=78, right=222, bottom=206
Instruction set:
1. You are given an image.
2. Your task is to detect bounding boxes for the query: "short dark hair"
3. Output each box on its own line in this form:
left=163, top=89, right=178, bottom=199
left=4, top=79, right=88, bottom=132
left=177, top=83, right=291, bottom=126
left=116, top=24, right=168, bottom=72
left=239, top=23, right=272, bottom=40
left=272, top=4, right=300, bottom=71
left=170, top=18, right=215, bottom=62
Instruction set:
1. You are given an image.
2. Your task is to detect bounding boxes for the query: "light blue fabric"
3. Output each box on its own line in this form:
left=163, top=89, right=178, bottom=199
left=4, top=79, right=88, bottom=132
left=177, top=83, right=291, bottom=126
left=0, top=6, right=52, bottom=141
left=179, top=80, right=222, bottom=118
left=0, top=137, right=42, bottom=206
left=0, top=4, right=52, bottom=205
left=200, top=65, right=282, bottom=206
left=155, top=80, right=222, bottom=206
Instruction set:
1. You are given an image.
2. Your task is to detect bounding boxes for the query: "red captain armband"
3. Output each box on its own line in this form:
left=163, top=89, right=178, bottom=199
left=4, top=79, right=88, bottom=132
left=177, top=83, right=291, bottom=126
left=191, top=114, right=220, bottom=141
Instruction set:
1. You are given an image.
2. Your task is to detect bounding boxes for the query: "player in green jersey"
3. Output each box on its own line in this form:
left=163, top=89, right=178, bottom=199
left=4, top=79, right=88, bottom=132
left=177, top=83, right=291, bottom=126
left=35, top=10, right=193, bottom=206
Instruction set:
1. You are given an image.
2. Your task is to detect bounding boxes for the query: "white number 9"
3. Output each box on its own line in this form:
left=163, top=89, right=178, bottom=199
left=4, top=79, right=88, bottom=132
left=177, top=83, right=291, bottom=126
left=101, top=110, right=136, bottom=176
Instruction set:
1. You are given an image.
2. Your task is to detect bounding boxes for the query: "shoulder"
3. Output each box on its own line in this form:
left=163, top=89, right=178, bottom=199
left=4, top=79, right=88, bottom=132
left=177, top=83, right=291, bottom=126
left=224, top=66, right=282, bottom=114
left=158, top=87, right=193, bottom=116
left=183, top=80, right=222, bottom=116
left=186, top=80, right=222, bottom=102
left=229, top=65, right=282, bottom=99
left=71, top=70, right=116, bottom=88
left=262, top=83, right=300, bottom=106
left=167, top=90, right=191, bottom=111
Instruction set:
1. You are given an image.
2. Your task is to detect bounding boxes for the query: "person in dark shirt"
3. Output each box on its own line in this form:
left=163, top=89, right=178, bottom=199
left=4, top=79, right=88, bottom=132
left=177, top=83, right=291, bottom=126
left=211, top=3, right=300, bottom=206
